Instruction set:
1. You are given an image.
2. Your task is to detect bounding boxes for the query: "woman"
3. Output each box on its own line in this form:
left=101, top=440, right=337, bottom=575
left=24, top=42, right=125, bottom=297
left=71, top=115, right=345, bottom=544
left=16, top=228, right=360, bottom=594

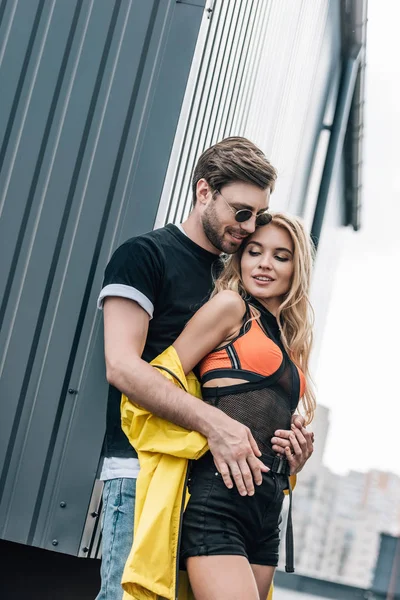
left=171, top=211, right=316, bottom=600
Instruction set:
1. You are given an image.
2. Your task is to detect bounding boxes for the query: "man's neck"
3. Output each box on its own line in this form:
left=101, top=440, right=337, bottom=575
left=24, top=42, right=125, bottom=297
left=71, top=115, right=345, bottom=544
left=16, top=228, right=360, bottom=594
left=181, top=213, right=220, bottom=255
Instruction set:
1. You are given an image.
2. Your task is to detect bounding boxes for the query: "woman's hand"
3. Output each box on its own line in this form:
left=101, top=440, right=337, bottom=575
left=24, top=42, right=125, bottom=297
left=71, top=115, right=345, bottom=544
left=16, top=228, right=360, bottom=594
left=270, top=415, right=314, bottom=474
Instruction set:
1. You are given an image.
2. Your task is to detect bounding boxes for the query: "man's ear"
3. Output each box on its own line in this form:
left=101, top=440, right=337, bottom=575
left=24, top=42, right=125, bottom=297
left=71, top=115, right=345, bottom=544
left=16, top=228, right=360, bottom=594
left=196, top=178, right=210, bottom=207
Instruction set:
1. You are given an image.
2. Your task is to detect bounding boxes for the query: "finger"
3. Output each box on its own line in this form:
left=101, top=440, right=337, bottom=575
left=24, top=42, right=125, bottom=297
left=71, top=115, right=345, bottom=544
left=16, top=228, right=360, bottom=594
left=258, top=458, right=270, bottom=473
left=215, top=460, right=233, bottom=490
left=229, top=464, right=247, bottom=496
left=299, top=425, right=312, bottom=439
left=273, top=429, right=291, bottom=440
left=288, top=430, right=302, bottom=456
left=285, top=446, right=298, bottom=474
left=247, top=455, right=269, bottom=487
left=296, top=425, right=314, bottom=454
left=238, top=459, right=255, bottom=495
left=247, top=430, right=262, bottom=457
left=291, top=424, right=307, bottom=450
left=271, top=444, right=286, bottom=455
left=302, top=427, right=315, bottom=450
left=291, top=414, right=305, bottom=428
left=271, top=435, right=291, bottom=449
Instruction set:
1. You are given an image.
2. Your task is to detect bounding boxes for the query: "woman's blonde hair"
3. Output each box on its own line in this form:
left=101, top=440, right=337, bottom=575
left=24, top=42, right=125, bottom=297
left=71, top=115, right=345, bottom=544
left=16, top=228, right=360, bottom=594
left=212, top=212, right=316, bottom=424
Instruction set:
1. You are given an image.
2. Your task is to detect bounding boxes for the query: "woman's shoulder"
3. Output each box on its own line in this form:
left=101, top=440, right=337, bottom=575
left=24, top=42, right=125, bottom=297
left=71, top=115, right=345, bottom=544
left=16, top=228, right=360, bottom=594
left=206, top=290, right=246, bottom=318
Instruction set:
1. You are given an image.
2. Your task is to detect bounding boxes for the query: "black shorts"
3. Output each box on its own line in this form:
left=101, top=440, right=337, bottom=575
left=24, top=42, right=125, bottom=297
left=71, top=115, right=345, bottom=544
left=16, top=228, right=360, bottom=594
left=180, top=452, right=287, bottom=567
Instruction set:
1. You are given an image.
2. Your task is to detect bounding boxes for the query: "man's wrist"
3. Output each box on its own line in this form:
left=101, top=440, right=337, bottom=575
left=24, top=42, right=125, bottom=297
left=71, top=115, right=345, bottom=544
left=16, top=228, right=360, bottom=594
left=192, top=401, right=218, bottom=438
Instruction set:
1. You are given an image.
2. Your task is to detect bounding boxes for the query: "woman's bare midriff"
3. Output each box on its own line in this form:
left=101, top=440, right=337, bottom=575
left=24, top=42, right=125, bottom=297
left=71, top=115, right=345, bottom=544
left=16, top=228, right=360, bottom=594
left=202, top=377, right=250, bottom=387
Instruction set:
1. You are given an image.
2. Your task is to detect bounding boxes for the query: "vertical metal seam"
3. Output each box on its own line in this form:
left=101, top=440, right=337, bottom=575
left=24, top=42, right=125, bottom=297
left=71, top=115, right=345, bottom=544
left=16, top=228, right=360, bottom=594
left=0, top=0, right=58, bottom=216
left=86, top=494, right=102, bottom=557
left=167, top=0, right=218, bottom=223
left=221, top=0, right=255, bottom=136
left=168, top=1, right=226, bottom=224
left=27, top=0, right=161, bottom=547
left=154, top=2, right=214, bottom=228
left=0, top=0, right=17, bottom=68
left=0, top=0, right=46, bottom=174
left=188, top=2, right=236, bottom=182
left=0, top=0, right=9, bottom=31
left=24, top=0, right=124, bottom=545
left=176, top=0, right=232, bottom=223
left=218, top=0, right=253, bottom=138
left=0, top=0, right=122, bottom=538
left=207, top=0, right=243, bottom=145
left=238, top=0, right=270, bottom=134
left=0, top=0, right=54, bottom=518
left=0, top=0, right=83, bottom=334
left=177, top=0, right=233, bottom=222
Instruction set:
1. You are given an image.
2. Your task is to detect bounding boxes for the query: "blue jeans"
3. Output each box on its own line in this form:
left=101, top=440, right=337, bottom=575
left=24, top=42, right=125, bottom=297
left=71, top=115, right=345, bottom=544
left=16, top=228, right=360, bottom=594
left=95, top=478, right=136, bottom=600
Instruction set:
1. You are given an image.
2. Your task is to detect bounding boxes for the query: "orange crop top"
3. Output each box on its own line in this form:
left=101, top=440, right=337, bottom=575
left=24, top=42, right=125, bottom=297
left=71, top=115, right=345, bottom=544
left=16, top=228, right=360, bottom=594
left=199, top=310, right=306, bottom=398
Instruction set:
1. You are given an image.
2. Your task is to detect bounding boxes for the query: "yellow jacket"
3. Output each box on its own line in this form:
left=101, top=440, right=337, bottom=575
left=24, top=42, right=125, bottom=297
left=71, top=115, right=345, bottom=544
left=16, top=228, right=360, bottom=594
left=120, top=345, right=283, bottom=600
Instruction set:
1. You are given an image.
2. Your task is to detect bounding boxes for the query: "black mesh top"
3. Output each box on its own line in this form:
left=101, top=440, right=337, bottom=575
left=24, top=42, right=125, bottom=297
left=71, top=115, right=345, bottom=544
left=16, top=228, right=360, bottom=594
left=201, top=299, right=302, bottom=456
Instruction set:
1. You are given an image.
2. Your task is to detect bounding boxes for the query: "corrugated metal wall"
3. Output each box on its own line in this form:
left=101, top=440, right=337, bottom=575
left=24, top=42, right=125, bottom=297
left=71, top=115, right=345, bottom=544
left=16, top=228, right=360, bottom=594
left=156, top=0, right=341, bottom=228
left=0, top=0, right=205, bottom=555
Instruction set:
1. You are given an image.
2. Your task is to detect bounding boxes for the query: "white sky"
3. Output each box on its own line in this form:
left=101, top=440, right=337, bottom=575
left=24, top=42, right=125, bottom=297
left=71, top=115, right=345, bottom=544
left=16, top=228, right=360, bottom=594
left=316, top=0, right=400, bottom=476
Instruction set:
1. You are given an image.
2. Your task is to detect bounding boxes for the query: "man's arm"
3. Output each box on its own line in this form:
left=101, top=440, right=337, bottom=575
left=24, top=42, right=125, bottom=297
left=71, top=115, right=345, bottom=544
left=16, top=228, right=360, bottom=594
left=103, top=296, right=267, bottom=496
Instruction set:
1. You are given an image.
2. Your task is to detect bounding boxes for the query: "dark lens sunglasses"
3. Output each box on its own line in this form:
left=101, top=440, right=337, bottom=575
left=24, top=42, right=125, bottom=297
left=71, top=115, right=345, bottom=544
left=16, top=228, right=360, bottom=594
left=216, top=190, right=272, bottom=226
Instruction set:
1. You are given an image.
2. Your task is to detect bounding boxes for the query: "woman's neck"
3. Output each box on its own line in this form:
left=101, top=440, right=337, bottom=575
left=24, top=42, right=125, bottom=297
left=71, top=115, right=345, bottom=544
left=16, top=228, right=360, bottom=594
left=251, top=296, right=280, bottom=317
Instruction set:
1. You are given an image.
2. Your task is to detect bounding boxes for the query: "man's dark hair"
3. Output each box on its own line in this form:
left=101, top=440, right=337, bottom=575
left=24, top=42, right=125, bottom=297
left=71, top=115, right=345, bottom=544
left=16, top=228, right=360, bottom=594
left=191, top=137, right=277, bottom=205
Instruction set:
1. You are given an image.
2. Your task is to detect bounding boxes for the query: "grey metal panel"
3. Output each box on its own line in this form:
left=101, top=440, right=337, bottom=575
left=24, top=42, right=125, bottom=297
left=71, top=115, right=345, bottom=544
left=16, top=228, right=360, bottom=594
left=0, top=0, right=205, bottom=554
left=372, top=533, right=400, bottom=596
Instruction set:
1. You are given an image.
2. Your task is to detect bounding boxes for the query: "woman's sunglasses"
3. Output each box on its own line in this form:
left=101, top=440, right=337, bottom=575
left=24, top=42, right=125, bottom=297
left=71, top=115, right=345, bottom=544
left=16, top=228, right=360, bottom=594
left=216, top=190, right=272, bottom=226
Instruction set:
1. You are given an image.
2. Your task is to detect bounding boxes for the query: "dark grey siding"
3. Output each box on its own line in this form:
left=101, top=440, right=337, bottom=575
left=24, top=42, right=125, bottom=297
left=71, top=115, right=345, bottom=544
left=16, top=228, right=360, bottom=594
left=0, top=0, right=205, bottom=555
left=372, top=534, right=400, bottom=598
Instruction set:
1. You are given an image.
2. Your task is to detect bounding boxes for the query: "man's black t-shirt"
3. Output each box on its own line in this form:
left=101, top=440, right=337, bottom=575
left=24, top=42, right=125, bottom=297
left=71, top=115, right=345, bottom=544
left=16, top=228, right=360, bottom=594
left=98, top=224, right=220, bottom=458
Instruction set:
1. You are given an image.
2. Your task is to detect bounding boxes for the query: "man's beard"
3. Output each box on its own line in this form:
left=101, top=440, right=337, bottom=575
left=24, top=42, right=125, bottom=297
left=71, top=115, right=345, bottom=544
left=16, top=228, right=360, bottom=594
left=202, top=205, right=243, bottom=254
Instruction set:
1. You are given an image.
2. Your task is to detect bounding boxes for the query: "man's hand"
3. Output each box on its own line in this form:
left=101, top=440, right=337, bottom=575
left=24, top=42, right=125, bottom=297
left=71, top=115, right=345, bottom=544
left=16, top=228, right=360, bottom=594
left=271, top=415, right=314, bottom=475
left=206, top=410, right=269, bottom=497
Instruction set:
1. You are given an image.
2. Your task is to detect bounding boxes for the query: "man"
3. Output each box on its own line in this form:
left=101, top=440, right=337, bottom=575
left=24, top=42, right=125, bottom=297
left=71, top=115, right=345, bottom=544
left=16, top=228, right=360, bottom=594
left=96, top=137, right=313, bottom=599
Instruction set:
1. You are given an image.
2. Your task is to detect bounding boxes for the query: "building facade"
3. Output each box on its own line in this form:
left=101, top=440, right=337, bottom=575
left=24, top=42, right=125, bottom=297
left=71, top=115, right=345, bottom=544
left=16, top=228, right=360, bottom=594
left=280, top=409, right=400, bottom=589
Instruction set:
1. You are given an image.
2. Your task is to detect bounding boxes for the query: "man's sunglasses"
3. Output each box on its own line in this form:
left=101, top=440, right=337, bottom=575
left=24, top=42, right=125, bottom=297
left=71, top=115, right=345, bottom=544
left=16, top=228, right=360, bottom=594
left=216, top=190, right=272, bottom=226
